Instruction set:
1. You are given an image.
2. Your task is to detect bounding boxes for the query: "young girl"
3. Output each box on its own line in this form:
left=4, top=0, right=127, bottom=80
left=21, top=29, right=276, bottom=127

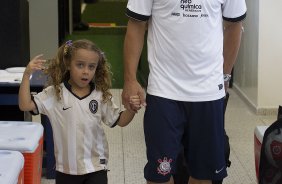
left=19, top=39, right=141, bottom=184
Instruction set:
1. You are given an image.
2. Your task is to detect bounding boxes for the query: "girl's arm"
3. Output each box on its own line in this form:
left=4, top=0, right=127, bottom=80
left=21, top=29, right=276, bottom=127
left=117, top=110, right=136, bottom=127
left=117, top=95, right=142, bottom=127
left=18, top=54, right=45, bottom=112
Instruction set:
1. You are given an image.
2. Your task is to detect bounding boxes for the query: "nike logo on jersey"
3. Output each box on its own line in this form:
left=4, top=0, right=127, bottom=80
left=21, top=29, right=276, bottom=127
left=215, top=166, right=225, bottom=174
left=63, top=107, right=72, bottom=111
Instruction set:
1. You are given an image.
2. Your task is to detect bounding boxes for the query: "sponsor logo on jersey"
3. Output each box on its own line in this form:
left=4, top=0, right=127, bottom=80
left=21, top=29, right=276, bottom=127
left=180, top=0, right=202, bottom=12
left=171, top=0, right=209, bottom=18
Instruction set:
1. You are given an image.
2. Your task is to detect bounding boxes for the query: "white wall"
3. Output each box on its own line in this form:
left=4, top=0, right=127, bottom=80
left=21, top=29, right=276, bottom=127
left=28, top=0, right=58, bottom=59
left=234, top=0, right=282, bottom=115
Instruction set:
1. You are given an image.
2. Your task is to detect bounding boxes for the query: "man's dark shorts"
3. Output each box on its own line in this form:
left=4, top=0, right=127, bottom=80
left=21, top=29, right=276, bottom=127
left=143, top=94, right=227, bottom=182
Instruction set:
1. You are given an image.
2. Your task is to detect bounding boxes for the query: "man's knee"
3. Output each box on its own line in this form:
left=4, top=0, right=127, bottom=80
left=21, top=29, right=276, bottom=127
left=147, top=176, right=174, bottom=184
left=188, top=176, right=212, bottom=184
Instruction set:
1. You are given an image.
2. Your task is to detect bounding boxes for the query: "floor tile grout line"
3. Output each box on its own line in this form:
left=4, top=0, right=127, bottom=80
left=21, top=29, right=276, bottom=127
left=117, top=88, right=126, bottom=184
left=231, top=145, right=256, bottom=182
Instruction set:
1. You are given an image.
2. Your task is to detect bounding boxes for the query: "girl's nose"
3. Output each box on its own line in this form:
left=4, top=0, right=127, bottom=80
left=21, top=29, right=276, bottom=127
left=83, top=67, right=89, bottom=74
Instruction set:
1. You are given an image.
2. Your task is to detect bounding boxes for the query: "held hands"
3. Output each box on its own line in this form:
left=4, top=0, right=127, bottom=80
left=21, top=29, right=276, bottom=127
left=24, top=54, right=46, bottom=76
left=129, top=95, right=142, bottom=112
left=117, top=94, right=143, bottom=127
left=122, top=80, right=146, bottom=113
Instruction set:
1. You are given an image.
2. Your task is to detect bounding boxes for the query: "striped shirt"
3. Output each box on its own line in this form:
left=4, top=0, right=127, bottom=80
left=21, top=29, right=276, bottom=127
left=33, top=82, right=120, bottom=175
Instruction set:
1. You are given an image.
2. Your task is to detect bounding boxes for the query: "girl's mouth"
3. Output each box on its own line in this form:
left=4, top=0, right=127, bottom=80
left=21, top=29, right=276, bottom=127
left=81, top=78, right=88, bottom=82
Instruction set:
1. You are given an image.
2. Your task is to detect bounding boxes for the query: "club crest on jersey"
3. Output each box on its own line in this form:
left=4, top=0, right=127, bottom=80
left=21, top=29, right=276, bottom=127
left=157, top=157, right=172, bottom=176
left=89, top=100, right=98, bottom=114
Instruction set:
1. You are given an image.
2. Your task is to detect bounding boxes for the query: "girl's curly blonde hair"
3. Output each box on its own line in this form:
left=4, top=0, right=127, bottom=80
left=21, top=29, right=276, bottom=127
left=44, top=39, right=112, bottom=102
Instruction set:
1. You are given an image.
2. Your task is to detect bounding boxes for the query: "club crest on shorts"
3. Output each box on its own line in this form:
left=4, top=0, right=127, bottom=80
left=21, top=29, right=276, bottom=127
left=89, top=100, right=98, bottom=114
left=157, top=157, right=172, bottom=176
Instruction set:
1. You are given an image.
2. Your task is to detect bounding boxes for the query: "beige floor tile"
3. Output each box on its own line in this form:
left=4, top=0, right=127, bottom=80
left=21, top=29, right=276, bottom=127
left=41, top=178, right=55, bottom=184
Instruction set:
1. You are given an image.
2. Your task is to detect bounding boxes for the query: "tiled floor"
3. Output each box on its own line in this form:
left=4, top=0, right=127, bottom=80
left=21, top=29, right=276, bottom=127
left=41, top=89, right=277, bottom=184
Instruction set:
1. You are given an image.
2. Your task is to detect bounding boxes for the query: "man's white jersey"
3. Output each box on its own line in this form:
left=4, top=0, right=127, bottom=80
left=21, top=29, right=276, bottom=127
left=126, top=0, right=247, bottom=101
left=33, top=82, right=120, bottom=175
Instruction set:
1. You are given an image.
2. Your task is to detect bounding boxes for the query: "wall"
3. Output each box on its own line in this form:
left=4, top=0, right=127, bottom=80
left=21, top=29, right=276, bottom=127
left=0, top=0, right=30, bottom=69
left=234, top=0, right=282, bottom=115
left=28, top=0, right=59, bottom=59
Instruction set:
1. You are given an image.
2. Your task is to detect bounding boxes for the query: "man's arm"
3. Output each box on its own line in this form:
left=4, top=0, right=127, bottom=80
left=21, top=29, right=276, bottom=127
left=223, top=21, right=243, bottom=74
left=223, top=21, right=243, bottom=87
left=122, top=19, right=147, bottom=110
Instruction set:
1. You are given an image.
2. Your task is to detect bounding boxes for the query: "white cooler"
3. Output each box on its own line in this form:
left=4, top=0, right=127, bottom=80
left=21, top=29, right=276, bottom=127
left=0, top=150, right=24, bottom=184
left=254, top=125, right=269, bottom=182
left=0, top=121, right=44, bottom=184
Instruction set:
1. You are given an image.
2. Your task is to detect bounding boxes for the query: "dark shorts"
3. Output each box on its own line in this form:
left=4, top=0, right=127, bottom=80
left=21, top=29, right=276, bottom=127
left=56, top=170, right=107, bottom=184
left=143, top=94, right=227, bottom=182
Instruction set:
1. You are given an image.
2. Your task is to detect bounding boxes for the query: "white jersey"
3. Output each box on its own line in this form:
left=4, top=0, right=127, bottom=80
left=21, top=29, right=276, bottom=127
left=33, top=82, right=120, bottom=175
left=126, top=0, right=247, bottom=101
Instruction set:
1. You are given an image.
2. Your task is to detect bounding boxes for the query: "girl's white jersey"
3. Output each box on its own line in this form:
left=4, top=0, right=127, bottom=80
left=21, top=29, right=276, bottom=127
left=126, top=0, right=247, bottom=101
left=33, top=82, right=120, bottom=175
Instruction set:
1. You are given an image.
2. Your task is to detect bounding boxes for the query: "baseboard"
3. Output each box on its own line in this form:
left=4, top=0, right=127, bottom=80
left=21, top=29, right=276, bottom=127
left=233, top=84, right=278, bottom=116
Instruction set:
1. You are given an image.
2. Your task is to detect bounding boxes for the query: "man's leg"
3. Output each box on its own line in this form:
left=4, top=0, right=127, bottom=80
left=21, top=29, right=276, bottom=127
left=188, top=177, right=211, bottom=184
left=72, top=0, right=82, bottom=25
left=147, top=176, right=212, bottom=184
left=147, top=176, right=174, bottom=184
left=72, top=0, right=89, bottom=31
left=184, top=99, right=226, bottom=184
left=144, top=95, right=183, bottom=183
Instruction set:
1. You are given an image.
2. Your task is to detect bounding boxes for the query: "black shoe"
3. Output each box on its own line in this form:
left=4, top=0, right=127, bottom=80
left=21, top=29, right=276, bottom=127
left=73, top=22, right=89, bottom=31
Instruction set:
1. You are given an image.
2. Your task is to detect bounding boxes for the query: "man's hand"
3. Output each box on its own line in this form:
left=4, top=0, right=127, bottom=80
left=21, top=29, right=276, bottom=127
left=224, top=81, right=229, bottom=94
left=129, top=95, right=142, bottom=112
left=122, top=80, right=146, bottom=112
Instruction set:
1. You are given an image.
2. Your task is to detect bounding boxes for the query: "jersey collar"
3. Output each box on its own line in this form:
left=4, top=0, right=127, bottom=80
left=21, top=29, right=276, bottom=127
left=63, top=81, right=96, bottom=100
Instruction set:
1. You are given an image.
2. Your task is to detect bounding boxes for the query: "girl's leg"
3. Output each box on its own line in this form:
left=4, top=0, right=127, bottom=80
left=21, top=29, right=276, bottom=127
left=84, top=170, right=108, bottom=184
left=55, top=171, right=84, bottom=184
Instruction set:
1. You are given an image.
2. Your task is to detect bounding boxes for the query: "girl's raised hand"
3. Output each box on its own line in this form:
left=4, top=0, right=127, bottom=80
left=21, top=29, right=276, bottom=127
left=24, top=54, right=46, bottom=76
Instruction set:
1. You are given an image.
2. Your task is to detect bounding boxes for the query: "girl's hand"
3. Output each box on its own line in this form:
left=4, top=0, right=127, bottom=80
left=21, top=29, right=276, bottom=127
left=122, top=80, right=146, bottom=113
left=129, top=95, right=142, bottom=112
left=24, top=54, right=45, bottom=76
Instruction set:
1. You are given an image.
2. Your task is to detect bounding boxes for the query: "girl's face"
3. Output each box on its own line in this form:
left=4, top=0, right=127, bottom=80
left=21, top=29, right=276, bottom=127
left=68, top=48, right=99, bottom=90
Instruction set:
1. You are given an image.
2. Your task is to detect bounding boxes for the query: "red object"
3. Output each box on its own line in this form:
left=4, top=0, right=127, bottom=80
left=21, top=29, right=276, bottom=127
left=17, top=167, right=24, bottom=184
left=254, top=134, right=262, bottom=181
left=22, top=136, right=43, bottom=184
left=0, top=121, right=44, bottom=184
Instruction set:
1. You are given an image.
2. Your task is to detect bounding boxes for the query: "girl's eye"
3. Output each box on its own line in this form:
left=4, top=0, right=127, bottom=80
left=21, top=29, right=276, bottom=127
left=89, top=65, right=96, bottom=70
left=77, top=63, right=84, bottom=68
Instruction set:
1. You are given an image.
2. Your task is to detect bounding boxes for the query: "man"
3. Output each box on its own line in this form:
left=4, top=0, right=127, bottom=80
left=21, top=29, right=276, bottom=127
left=122, top=1, right=246, bottom=184
left=72, top=0, right=89, bottom=31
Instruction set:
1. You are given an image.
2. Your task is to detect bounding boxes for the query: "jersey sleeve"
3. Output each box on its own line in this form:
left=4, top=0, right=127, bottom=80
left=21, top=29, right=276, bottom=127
left=125, top=0, right=153, bottom=21
left=101, top=97, right=121, bottom=128
left=32, top=86, right=56, bottom=115
left=222, top=0, right=247, bottom=22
